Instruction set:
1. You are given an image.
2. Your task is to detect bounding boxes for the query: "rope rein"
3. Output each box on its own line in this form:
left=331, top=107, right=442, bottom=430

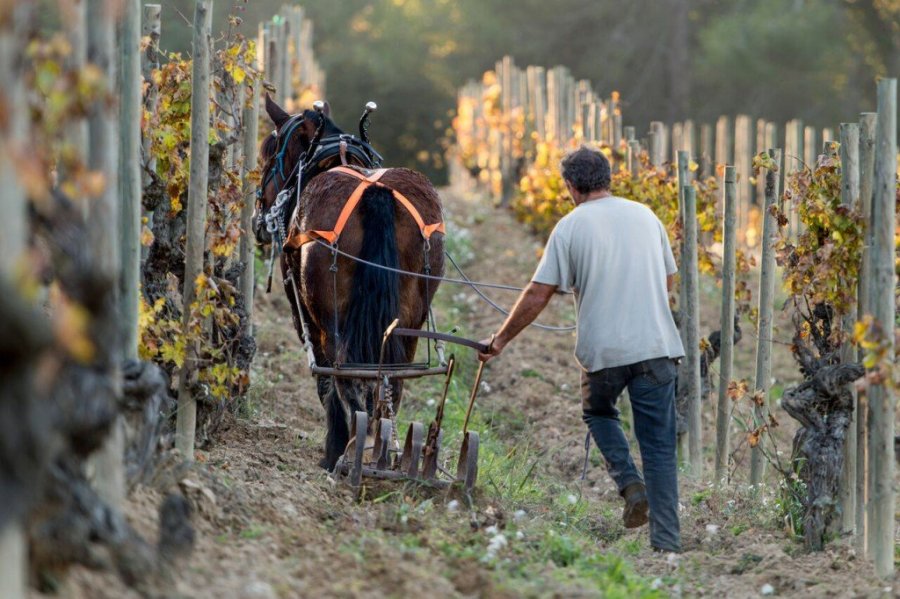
left=310, top=239, right=577, bottom=332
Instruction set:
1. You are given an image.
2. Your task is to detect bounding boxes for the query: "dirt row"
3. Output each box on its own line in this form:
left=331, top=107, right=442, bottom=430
left=48, top=184, right=895, bottom=598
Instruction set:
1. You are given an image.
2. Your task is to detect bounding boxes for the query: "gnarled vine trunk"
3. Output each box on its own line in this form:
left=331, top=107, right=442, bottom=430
left=781, top=306, right=864, bottom=550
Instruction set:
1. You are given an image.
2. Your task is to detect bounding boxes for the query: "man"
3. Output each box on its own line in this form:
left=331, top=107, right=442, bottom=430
left=478, top=146, right=684, bottom=553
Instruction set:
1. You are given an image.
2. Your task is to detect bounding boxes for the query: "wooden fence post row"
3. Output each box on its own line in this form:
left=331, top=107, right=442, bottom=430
left=454, top=60, right=866, bottom=249
left=456, top=56, right=628, bottom=203
left=452, top=61, right=895, bottom=576
left=263, top=5, right=326, bottom=110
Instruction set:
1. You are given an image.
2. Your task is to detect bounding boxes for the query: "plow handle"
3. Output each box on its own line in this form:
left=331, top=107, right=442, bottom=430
left=462, top=335, right=493, bottom=435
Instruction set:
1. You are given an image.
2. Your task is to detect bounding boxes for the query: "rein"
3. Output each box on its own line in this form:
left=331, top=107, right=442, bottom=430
left=310, top=238, right=576, bottom=332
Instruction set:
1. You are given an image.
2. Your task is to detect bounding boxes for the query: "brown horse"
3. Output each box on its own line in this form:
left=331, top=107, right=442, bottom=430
left=257, top=96, right=445, bottom=470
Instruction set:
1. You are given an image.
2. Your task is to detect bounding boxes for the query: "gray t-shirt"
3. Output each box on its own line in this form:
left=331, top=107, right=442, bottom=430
left=532, top=196, right=685, bottom=372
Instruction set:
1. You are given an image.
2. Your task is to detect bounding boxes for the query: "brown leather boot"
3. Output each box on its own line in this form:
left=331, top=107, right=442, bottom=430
left=622, top=482, right=649, bottom=528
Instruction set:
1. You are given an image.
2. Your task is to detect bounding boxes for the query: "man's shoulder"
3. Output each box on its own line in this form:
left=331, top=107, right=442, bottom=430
left=551, top=209, right=579, bottom=236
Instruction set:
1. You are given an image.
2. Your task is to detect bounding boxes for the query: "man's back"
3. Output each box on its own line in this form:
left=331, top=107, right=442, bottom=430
left=533, top=197, right=684, bottom=371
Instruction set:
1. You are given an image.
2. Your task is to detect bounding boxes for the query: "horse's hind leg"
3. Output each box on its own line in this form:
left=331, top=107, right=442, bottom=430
left=319, top=378, right=366, bottom=471
left=317, top=376, right=345, bottom=471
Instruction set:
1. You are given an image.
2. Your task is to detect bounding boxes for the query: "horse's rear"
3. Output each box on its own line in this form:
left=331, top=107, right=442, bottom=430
left=282, top=167, right=445, bottom=469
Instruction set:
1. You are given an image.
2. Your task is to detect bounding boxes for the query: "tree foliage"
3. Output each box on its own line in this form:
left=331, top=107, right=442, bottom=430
left=150, top=0, right=900, bottom=181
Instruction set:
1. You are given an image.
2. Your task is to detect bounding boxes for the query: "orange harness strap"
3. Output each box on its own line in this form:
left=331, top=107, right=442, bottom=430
left=284, top=166, right=445, bottom=250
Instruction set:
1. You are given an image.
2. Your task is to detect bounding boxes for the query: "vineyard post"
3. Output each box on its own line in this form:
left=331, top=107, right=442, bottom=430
left=624, top=126, right=635, bottom=173
left=269, top=21, right=280, bottom=98
left=278, top=17, right=289, bottom=102
left=85, top=0, right=125, bottom=510
left=838, top=122, right=860, bottom=536
left=855, top=111, right=877, bottom=552
left=175, top=0, right=213, bottom=460
left=281, top=15, right=291, bottom=100
left=868, top=77, right=895, bottom=579
left=714, top=166, right=737, bottom=483
left=629, top=139, right=641, bottom=179
left=0, top=7, right=27, bottom=271
left=565, top=73, right=576, bottom=142
left=650, top=121, right=662, bottom=165
left=141, top=4, right=161, bottom=191
left=118, top=0, right=141, bottom=360
left=684, top=120, right=696, bottom=158
left=660, top=123, right=669, bottom=164
left=764, top=123, right=777, bottom=154
left=532, top=66, right=546, bottom=139
left=765, top=122, right=776, bottom=179
left=734, top=116, right=752, bottom=244
left=298, top=16, right=310, bottom=85
left=700, top=123, right=712, bottom=178
left=822, top=127, right=834, bottom=143
left=682, top=185, right=702, bottom=478
left=612, top=105, right=622, bottom=148
left=0, top=4, right=30, bottom=596
left=546, top=67, right=558, bottom=142
left=649, top=121, right=664, bottom=166
left=289, top=6, right=303, bottom=96
left=264, top=23, right=273, bottom=83
left=787, top=119, right=804, bottom=239
left=715, top=116, right=731, bottom=166
left=803, top=126, right=817, bottom=168
left=672, top=122, right=683, bottom=157
left=63, top=0, right=88, bottom=197
left=648, top=130, right=660, bottom=168
left=239, top=82, right=260, bottom=337
left=749, top=148, right=781, bottom=487
left=676, top=150, right=691, bottom=464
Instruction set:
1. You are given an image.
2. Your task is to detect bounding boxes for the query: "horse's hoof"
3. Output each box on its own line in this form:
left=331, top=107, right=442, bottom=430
left=318, top=457, right=332, bottom=471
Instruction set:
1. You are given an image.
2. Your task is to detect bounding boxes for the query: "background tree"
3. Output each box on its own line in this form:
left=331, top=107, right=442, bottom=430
left=157, top=0, right=895, bottom=182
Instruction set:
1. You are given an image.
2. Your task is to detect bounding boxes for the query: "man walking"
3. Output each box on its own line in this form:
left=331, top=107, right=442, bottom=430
left=478, top=146, right=684, bottom=553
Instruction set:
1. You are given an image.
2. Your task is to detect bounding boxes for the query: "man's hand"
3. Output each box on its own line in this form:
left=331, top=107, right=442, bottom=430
left=477, top=335, right=503, bottom=362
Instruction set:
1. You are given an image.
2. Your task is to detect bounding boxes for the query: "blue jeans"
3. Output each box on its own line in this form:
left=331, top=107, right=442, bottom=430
left=581, top=357, right=681, bottom=552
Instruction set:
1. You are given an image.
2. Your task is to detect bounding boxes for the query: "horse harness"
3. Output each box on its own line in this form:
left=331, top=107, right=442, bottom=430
left=285, top=164, right=445, bottom=370
left=283, top=166, right=445, bottom=250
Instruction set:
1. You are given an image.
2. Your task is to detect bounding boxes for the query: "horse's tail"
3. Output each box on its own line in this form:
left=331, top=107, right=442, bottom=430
left=341, top=185, right=405, bottom=365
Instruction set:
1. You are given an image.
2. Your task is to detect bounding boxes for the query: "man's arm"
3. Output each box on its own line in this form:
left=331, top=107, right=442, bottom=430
left=478, top=281, right=557, bottom=362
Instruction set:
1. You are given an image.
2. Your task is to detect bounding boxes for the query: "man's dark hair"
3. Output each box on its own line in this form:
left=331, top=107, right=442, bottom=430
left=560, top=146, right=611, bottom=194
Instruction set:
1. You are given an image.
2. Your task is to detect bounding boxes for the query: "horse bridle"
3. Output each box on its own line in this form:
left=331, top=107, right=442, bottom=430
left=256, top=113, right=307, bottom=234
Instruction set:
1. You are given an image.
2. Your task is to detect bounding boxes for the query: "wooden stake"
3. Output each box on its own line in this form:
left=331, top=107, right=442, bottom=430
left=676, top=150, right=691, bottom=466
left=86, top=0, right=125, bottom=509
left=649, top=122, right=664, bottom=167
left=118, top=0, right=142, bottom=360
left=868, top=78, right=895, bottom=579
left=749, top=148, right=781, bottom=487
left=734, top=116, right=753, bottom=244
left=682, top=185, right=702, bottom=478
left=715, top=166, right=737, bottom=483
left=629, top=140, right=641, bottom=179
left=700, top=123, right=712, bottom=179
left=176, top=0, right=213, bottom=460
left=0, top=4, right=30, bottom=593
left=239, top=81, right=260, bottom=337
left=855, top=111, right=877, bottom=552
left=838, top=122, right=860, bottom=536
